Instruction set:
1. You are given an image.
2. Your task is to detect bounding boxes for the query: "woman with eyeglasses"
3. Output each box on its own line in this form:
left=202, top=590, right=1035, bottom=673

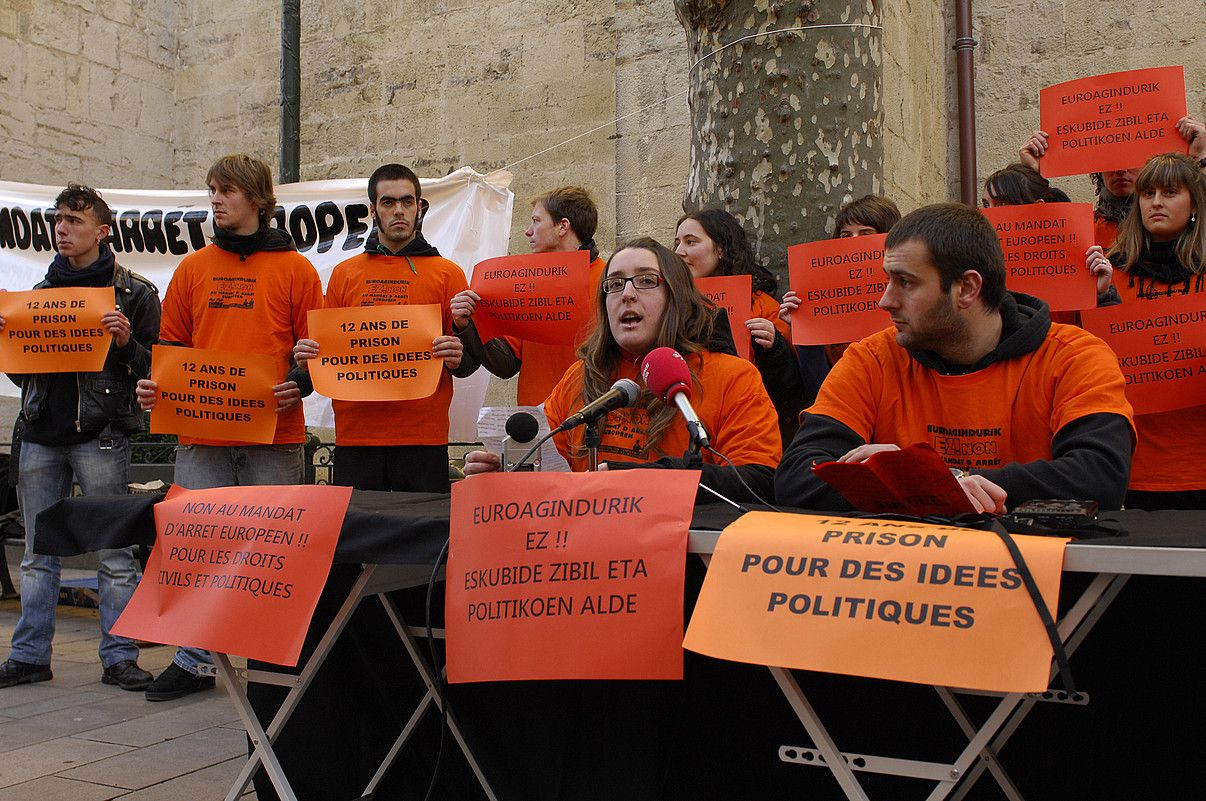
left=465, top=237, right=781, bottom=503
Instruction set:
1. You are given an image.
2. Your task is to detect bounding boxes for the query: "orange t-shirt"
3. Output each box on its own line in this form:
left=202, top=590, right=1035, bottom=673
left=159, top=244, right=322, bottom=446
left=751, top=290, right=791, bottom=354
left=543, top=350, right=782, bottom=471
left=1110, top=271, right=1206, bottom=491
left=323, top=253, right=468, bottom=446
left=808, top=324, right=1134, bottom=472
left=505, top=257, right=606, bottom=406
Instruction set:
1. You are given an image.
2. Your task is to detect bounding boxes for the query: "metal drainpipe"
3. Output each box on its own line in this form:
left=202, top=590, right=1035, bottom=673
left=954, top=0, right=978, bottom=207
left=280, top=0, right=301, bottom=184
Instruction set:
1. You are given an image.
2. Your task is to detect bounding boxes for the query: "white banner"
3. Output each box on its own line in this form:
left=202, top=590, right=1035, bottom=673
left=0, top=166, right=515, bottom=441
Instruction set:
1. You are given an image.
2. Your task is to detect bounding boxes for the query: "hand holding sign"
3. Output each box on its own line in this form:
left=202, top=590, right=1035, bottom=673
left=469, top=250, right=592, bottom=345
left=981, top=203, right=1097, bottom=311
left=1038, top=66, right=1188, bottom=177
left=788, top=234, right=891, bottom=345
left=0, top=286, right=114, bottom=373
left=149, top=345, right=281, bottom=443
left=305, top=304, right=445, bottom=401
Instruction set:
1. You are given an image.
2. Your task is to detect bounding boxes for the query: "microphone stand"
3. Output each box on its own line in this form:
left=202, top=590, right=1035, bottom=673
left=585, top=419, right=602, bottom=472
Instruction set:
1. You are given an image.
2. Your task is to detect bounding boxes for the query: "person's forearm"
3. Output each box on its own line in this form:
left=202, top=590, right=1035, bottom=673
left=975, top=413, right=1132, bottom=510
left=773, top=413, right=864, bottom=511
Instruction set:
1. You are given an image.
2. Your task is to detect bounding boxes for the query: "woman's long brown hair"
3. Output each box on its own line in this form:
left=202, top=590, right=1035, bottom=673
left=575, top=237, right=716, bottom=458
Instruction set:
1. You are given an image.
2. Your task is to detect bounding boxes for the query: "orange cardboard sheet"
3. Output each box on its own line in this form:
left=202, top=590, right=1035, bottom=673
left=306, top=304, right=444, bottom=401
left=684, top=512, right=1069, bottom=693
left=150, top=345, right=281, bottom=444
left=111, top=483, right=352, bottom=666
left=1039, top=66, right=1187, bottom=177
left=446, top=469, right=699, bottom=683
left=813, top=443, right=977, bottom=517
left=982, top=203, right=1097, bottom=312
left=470, top=250, right=592, bottom=345
left=0, top=286, right=113, bottom=373
left=696, top=274, right=752, bottom=360
left=1081, top=292, right=1206, bottom=415
left=788, top=235, right=892, bottom=345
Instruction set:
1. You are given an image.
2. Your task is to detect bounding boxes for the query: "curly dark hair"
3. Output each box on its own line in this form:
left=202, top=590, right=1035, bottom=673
left=676, top=209, right=779, bottom=296
left=54, top=184, right=113, bottom=228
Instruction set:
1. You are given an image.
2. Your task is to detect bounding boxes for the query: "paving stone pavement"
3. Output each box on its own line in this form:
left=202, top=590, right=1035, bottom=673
left=0, top=567, right=259, bottom=800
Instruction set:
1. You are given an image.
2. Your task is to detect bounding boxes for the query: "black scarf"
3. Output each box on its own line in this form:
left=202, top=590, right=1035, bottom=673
left=45, top=244, right=116, bottom=287
left=1122, top=239, right=1205, bottom=297
left=212, top=225, right=296, bottom=261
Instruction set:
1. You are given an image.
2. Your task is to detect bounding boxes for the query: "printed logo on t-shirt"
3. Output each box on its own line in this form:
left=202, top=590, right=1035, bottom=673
left=359, top=277, right=412, bottom=306
left=927, top=424, right=1003, bottom=470
left=598, top=408, right=650, bottom=461
left=208, top=276, right=257, bottom=310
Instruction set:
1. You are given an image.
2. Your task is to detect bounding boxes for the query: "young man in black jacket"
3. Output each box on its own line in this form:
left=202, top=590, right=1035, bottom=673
left=0, top=184, right=161, bottom=691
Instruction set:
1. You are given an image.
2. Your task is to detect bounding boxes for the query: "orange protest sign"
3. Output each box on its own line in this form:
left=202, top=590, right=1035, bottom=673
left=788, top=234, right=891, bottom=345
left=0, top=286, right=113, bottom=373
left=1039, top=66, right=1187, bottom=178
left=696, top=275, right=752, bottom=360
left=150, top=345, right=280, bottom=444
left=306, top=304, right=444, bottom=401
left=111, top=484, right=352, bottom=666
left=981, top=203, right=1097, bottom=311
left=684, top=512, right=1068, bottom=693
left=470, top=250, right=592, bottom=345
left=445, top=469, right=699, bottom=683
left=1081, top=293, right=1206, bottom=415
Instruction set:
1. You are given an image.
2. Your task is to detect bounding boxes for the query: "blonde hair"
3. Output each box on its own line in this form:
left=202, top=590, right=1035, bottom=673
left=205, top=154, right=277, bottom=221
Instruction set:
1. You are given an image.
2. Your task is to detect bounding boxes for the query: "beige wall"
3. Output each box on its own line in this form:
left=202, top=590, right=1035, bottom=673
left=882, top=0, right=957, bottom=213
left=0, top=0, right=177, bottom=188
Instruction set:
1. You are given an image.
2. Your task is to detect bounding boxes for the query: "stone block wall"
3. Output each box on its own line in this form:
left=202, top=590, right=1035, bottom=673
left=0, top=0, right=177, bottom=188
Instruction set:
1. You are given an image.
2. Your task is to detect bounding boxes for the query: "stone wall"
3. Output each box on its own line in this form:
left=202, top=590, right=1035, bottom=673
left=973, top=0, right=1206, bottom=204
left=0, top=0, right=177, bottom=188
left=882, top=0, right=957, bottom=213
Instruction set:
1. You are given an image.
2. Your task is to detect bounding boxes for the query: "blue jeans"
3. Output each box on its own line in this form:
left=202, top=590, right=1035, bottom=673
left=170, top=444, right=304, bottom=675
left=9, top=435, right=139, bottom=668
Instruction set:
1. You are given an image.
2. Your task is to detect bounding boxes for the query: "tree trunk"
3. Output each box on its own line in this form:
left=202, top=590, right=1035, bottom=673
left=674, top=0, right=883, bottom=287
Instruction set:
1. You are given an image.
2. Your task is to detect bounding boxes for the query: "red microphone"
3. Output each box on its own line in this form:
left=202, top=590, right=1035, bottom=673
left=639, top=347, right=710, bottom=448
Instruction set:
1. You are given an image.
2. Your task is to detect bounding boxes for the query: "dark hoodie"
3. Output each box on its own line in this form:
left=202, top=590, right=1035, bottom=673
left=775, top=292, right=1134, bottom=511
left=1110, top=238, right=1206, bottom=298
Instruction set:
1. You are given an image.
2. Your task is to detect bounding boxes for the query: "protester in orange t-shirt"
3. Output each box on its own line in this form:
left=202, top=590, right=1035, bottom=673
left=1085, top=152, right=1206, bottom=509
left=778, top=195, right=903, bottom=404
left=465, top=237, right=781, bottom=504
left=134, top=154, right=323, bottom=702
left=776, top=203, right=1135, bottom=514
left=452, top=186, right=606, bottom=405
left=674, top=209, right=803, bottom=446
left=293, top=164, right=478, bottom=493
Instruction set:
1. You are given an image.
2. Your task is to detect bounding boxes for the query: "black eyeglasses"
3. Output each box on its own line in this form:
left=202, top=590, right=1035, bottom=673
left=601, top=274, right=663, bottom=294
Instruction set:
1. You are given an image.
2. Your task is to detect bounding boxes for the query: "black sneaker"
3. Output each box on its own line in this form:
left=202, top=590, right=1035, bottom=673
left=144, top=663, right=215, bottom=701
left=0, top=659, right=53, bottom=689
left=101, top=660, right=154, bottom=691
